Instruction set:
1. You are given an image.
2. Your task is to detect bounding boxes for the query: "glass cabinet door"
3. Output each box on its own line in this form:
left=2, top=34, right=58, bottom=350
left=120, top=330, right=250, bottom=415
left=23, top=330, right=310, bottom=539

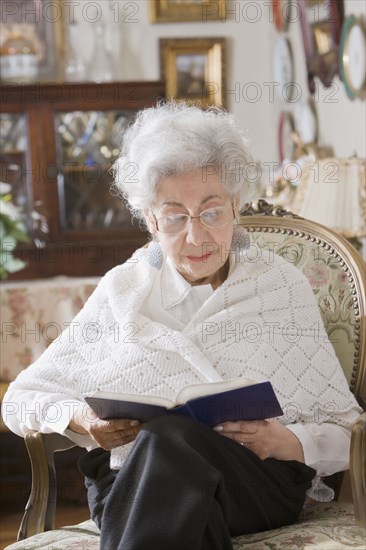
left=0, top=112, right=32, bottom=233
left=1, top=112, right=50, bottom=247
left=55, top=109, right=136, bottom=233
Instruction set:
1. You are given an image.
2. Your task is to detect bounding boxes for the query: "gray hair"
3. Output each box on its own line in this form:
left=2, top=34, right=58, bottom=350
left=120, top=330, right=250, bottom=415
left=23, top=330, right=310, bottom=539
left=112, top=101, right=258, bottom=222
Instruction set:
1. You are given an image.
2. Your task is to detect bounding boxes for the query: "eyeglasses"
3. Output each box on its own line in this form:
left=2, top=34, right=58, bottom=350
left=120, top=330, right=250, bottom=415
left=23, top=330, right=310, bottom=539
left=153, top=205, right=235, bottom=235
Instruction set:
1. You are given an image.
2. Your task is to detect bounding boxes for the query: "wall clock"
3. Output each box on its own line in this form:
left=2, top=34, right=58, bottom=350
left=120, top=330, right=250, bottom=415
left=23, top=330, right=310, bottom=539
left=273, top=37, right=295, bottom=100
left=299, top=0, right=344, bottom=93
left=339, top=15, right=366, bottom=100
left=294, top=98, right=319, bottom=145
left=272, top=0, right=292, bottom=32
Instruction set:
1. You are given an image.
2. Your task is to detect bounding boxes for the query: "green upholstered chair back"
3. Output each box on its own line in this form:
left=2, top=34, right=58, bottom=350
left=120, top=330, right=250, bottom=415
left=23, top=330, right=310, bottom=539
left=240, top=200, right=366, bottom=409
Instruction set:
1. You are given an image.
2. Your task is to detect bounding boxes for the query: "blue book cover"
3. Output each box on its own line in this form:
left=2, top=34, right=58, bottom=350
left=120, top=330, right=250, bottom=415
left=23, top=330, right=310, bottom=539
left=85, top=380, right=283, bottom=427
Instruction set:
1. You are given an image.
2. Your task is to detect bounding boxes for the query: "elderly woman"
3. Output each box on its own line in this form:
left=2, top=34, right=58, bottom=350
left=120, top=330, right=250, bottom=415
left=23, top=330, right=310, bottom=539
left=3, top=102, right=362, bottom=550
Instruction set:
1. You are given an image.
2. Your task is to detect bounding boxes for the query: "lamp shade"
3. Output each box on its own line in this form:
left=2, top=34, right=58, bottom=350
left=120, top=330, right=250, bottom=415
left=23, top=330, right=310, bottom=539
left=292, top=157, right=366, bottom=238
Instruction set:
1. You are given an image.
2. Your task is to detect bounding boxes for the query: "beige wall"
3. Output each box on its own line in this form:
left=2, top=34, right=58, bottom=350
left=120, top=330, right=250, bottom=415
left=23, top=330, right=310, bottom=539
left=71, top=0, right=365, bottom=174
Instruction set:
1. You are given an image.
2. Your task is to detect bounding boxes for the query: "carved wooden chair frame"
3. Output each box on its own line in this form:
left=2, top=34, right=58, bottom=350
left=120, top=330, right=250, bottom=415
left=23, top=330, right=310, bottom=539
left=17, top=201, right=366, bottom=541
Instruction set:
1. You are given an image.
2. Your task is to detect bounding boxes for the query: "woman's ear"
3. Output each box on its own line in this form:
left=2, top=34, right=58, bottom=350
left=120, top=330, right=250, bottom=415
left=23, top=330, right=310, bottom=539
left=144, top=209, right=157, bottom=238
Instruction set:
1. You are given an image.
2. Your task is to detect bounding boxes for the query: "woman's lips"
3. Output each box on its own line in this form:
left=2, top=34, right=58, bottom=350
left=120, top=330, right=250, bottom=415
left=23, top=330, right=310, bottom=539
left=186, top=253, right=213, bottom=262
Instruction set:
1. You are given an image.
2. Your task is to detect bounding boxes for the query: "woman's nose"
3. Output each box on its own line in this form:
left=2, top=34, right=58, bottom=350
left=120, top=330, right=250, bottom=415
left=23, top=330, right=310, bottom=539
left=185, top=217, right=208, bottom=245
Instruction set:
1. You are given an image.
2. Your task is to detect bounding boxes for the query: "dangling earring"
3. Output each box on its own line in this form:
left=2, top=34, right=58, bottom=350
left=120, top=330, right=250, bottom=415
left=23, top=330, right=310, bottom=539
left=147, top=240, right=163, bottom=269
left=231, top=225, right=250, bottom=259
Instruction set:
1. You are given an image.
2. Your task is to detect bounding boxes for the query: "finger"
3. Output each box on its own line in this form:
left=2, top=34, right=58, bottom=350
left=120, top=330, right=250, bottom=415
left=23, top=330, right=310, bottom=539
left=217, top=432, right=268, bottom=460
left=92, top=430, right=134, bottom=451
left=99, top=418, right=140, bottom=433
left=213, top=421, right=260, bottom=434
left=90, top=423, right=141, bottom=441
left=110, top=425, right=143, bottom=446
left=117, top=426, right=142, bottom=440
left=220, top=432, right=247, bottom=446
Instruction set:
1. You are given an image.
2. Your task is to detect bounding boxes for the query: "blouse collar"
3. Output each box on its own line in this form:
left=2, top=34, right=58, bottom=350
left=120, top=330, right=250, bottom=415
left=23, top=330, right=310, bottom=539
left=160, top=256, right=212, bottom=310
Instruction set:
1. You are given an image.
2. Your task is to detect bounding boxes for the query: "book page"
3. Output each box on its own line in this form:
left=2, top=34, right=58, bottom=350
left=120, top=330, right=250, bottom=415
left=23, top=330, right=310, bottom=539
left=86, top=390, right=175, bottom=409
left=175, top=377, right=258, bottom=406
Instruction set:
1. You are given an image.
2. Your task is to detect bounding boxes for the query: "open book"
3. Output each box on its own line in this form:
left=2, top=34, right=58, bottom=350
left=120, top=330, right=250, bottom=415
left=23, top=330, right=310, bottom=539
left=84, top=378, right=283, bottom=427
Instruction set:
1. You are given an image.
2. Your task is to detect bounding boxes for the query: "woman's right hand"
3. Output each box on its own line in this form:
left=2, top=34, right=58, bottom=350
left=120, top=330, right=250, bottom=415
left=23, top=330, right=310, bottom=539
left=68, top=403, right=143, bottom=450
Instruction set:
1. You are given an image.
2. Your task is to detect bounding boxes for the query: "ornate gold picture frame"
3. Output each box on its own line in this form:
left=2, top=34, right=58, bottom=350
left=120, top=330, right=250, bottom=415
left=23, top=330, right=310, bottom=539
left=160, top=38, right=226, bottom=107
left=151, top=0, right=226, bottom=23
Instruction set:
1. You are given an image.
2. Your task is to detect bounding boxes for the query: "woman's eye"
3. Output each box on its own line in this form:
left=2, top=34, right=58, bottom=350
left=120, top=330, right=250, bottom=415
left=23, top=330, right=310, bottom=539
left=166, top=215, right=187, bottom=224
left=202, top=209, right=222, bottom=220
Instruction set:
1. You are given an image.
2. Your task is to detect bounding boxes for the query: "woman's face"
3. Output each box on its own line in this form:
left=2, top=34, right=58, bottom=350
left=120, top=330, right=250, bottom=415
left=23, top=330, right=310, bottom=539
left=147, top=169, right=238, bottom=286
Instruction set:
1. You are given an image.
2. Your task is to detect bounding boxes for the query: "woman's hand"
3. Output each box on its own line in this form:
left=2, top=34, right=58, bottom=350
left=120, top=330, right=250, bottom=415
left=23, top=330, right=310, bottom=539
left=213, top=419, right=305, bottom=462
left=68, top=403, right=144, bottom=451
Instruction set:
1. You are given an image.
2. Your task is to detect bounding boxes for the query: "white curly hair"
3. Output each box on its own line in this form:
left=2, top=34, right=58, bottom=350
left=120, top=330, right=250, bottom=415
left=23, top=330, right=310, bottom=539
left=112, top=100, right=258, bottom=222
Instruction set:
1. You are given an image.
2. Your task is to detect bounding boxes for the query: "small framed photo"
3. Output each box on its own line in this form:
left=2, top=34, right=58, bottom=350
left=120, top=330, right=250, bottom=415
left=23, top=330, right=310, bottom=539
left=0, top=0, right=64, bottom=82
left=160, top=38, right=226, bottom=107
left=150, top=0, right=226, bottom=23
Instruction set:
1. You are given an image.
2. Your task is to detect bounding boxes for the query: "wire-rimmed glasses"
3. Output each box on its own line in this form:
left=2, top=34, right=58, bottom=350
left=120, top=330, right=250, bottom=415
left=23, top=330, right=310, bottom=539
left=153, top=205, right=235, bottom=235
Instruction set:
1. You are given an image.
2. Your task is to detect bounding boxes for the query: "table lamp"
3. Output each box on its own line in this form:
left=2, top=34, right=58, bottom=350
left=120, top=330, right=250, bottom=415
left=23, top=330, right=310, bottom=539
left=291, top=156, right=366, bottom=250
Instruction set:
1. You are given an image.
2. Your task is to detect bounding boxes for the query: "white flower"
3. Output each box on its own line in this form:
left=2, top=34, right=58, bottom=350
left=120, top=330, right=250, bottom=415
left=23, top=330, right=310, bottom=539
left=0, top=198, right=23, bottom=221
left=0, top=182, right=11, bottom=194
left=0, top=181, right=23, bottom=221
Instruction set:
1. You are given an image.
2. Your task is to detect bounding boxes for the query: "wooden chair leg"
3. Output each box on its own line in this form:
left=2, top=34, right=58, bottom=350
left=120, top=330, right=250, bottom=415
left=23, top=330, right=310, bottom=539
left=350, top=412, right=366, bottom=528
left=18, top=432, right=76, bottom=541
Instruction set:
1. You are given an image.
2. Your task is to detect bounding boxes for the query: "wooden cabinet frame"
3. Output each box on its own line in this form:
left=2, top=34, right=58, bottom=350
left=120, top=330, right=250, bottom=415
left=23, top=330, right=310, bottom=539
left=0, top=81, right=165, bottom=278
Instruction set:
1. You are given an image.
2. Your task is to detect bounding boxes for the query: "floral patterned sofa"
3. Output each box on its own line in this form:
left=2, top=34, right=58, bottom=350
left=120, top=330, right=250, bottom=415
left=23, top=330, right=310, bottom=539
left=4, top=202, right=366, bottom=550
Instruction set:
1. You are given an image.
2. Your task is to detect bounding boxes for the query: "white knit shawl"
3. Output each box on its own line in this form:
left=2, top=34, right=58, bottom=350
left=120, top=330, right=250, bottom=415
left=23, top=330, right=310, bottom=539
left=15, top=246, right=361, bottom=470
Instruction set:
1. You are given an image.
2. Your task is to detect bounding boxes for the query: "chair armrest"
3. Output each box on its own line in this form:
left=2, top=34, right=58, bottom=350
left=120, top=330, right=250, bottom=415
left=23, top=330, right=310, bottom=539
left=18, top=431, right=76, bottom=541
left=350, top=412, right=366, bottom=528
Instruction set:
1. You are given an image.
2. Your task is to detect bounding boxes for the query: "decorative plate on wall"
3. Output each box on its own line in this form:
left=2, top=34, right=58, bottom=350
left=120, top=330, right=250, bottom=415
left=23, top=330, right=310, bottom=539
left=273, top=37, right=295, bottom=100
left=294, top=98, right=319, bottom=145
left=339, top=15, right=366, bottom=100
left=272, top=0, right=292, bottom=32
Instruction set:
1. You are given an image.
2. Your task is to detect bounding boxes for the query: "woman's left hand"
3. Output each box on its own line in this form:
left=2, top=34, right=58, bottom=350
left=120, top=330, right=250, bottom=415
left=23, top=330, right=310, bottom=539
left=213, top=419, right=305, bottom=462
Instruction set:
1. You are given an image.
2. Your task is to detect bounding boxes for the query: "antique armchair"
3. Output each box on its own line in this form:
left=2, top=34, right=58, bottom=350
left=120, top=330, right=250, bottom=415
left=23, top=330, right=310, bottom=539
left=5, top=202, right=366, bottom=550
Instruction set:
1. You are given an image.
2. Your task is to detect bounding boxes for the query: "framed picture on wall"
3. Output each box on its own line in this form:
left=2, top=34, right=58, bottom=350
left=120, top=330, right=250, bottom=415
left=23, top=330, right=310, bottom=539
left=160, top=38, right=226, bottom=107
left=0, top=0, right=64, bottom=82
left=150, top=0, right=226, bottom=23
left=298, top=0, right=344, bottom=93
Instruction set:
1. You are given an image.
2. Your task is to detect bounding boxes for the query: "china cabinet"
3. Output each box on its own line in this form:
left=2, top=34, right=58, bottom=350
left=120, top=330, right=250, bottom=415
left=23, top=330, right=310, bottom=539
left=0, top=81, right=165, bottom=279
